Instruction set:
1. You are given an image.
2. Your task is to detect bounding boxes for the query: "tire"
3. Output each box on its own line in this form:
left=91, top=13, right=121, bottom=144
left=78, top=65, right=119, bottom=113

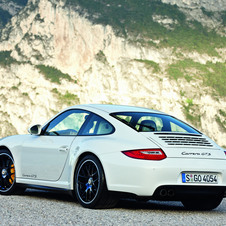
left=0, top=149, right=18, bottom=195
left=74, top=155, right=118, bottom=209
left=181, top=195, right=223, bottom=210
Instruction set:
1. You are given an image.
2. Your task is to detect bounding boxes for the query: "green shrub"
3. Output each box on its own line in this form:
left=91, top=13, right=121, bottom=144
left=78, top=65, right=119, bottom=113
left=0, top=51, right=17, bottom=67
left=95, top=50, right=107, bottom=64
left=135, top=59, right=160, bottom=73
left=182, top=98, right=201, bottom=126
left=36, top=65, right=73, bottom=84
left=11, top=86, right=18, bottom=90
left=52, top=89, right=80, bottom=106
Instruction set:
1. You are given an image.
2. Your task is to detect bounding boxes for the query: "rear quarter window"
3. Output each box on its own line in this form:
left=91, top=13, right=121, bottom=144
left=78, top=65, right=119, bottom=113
left=79, top=114, right=115, bottom=136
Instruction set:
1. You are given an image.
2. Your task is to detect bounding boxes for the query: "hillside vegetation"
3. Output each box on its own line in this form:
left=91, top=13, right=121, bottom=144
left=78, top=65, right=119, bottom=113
left=67, top=0, right=226, bottom=55
left=0, top=0, right=225, bottom=146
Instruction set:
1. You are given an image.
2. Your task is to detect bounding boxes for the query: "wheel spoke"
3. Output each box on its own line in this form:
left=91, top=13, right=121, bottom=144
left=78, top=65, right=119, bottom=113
left=92, top=171, right=98, bottom=177
left=6, top=159, right=11, bottom=168
left=88, top=189, right=92, bottom=201
left=85, top=164, right=91, bottom=177
left=4, top=177, right=11, bottom=187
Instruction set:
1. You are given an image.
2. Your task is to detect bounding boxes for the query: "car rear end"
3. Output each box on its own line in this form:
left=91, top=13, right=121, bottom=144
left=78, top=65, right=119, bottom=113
left=143, top=132, right=226, bottom=200
left=107, top=109, right=226, bottom=209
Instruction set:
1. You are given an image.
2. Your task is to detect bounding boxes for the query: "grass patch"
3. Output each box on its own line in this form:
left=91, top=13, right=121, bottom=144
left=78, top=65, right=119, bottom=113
left=182, top=98, right=201, bottom=126
left=65, top=0, right=226, bottom=55
left=135, top=59, right=160, bottom=73
left=36, top=65, right=73, bottom=84
left=167, top=59, right=226, bottom=96
left=52, top=88, right=80, bottom=106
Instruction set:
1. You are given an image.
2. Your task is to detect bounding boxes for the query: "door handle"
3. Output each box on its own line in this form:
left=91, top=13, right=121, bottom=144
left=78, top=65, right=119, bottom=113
left=59, top=146, right=69, bottom=152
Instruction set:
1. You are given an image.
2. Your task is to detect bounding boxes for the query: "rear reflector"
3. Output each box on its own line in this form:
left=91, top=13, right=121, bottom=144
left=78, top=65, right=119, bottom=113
left=122, top=149, right=167, bottom=160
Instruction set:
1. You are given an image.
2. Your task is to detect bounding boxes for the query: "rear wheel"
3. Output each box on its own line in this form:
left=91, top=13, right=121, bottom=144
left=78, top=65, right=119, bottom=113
left=181, top=195, right=223, bottom=210
left=74, top=155, right=118, bottom=209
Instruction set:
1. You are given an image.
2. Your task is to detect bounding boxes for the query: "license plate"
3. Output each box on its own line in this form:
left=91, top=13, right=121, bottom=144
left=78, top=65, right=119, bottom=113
left=182, top=172, right=218, bottom=184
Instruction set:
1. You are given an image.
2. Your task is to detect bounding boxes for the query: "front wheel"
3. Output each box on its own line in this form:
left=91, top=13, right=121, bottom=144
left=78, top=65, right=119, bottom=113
left=0, top=150, right=17, bottom=195
left=74, top=155, right=118, bottom=209
left=181, top=195, right=223, bottom=210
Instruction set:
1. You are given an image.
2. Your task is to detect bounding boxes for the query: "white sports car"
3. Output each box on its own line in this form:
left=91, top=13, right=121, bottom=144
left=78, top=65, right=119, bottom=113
left=0, top=104, right=226, bottom=210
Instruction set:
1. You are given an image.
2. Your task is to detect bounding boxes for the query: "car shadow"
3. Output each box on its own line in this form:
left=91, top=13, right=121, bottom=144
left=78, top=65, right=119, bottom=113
left=22, top=188, right=74, bottom=203
left=116, top=198, right=184, bottom=211
left=22, top=188, right=225, bottom=212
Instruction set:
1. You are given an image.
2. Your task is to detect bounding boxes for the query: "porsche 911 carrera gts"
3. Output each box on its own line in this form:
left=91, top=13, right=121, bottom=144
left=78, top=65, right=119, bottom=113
left=0, top=104, right=225, bottom=210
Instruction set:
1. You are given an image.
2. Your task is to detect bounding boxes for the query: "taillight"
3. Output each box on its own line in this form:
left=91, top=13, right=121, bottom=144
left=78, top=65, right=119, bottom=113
left=122, top=149, right=167, bottom=160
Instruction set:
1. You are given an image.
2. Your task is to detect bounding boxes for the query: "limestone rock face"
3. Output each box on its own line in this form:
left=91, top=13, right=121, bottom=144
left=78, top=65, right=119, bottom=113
left=0, top=0, right=225, bottom=147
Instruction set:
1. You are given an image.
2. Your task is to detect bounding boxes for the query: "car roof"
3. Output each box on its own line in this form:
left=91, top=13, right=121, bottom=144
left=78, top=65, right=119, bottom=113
left=71, top=104, right=163, bottom=114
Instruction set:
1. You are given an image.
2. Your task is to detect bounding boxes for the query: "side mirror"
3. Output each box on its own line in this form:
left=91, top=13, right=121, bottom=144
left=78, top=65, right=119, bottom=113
left=28, top=124, right=42, bottom=135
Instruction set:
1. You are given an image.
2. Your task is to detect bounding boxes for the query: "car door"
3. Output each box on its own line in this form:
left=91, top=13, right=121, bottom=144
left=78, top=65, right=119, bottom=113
left=19, top=109, right=90, bottom=181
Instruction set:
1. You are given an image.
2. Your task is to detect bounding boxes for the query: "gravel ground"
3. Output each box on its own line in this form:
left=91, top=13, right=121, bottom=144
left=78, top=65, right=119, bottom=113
left=0, top=189, right=226, bottom=226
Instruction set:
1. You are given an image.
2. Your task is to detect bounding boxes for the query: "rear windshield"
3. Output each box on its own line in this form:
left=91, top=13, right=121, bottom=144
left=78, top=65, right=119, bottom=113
left=111, top=112, right=200, bottom=134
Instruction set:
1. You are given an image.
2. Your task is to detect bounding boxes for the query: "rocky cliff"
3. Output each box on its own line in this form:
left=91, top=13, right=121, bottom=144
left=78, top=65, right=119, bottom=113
left=0, top=0, right=225, bottom=147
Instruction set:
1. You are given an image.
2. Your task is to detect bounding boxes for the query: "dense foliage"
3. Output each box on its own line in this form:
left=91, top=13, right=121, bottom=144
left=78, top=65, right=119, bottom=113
left=66, top=0, right=226, bottom=55
left=0, top=51, right=17, bottom=67
left=167, top=59, right=226, bottom=97
left=36, top=65, right=73, bottom=84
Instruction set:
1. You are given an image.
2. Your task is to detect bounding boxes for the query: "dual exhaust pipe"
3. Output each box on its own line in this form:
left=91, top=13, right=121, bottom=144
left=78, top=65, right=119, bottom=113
left=159, top=188, right=175, bottom=197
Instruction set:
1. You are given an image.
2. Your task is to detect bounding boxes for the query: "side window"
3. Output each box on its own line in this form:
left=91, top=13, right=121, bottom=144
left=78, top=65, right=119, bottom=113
left=80, top=114, right=114, bottom=136
left=44, top=110, right=90, bottom=136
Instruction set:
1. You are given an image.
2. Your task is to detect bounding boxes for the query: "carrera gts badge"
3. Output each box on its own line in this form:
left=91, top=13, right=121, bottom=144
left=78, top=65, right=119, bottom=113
left=181, top=152, right=211, bottom=156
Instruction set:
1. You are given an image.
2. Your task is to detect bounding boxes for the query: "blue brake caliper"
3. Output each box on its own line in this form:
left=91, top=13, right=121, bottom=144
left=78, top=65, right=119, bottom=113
left=85, top=183, right=92, bottom=192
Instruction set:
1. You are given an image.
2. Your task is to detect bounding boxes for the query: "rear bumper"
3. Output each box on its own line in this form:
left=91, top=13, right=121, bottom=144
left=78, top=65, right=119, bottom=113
left=101, top=153, right=226, bottom=197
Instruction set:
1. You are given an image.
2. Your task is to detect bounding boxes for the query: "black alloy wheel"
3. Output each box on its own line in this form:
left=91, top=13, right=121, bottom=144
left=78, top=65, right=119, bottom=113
left=75, top=155, right=118, bottom=209
left=0, top=150, right=16, bottom=194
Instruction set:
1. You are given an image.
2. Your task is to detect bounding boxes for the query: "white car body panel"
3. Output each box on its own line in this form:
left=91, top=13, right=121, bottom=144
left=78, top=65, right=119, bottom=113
left=0, top=104, right=226, bottom=199
left=17, top=135, right=75, bottom=181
